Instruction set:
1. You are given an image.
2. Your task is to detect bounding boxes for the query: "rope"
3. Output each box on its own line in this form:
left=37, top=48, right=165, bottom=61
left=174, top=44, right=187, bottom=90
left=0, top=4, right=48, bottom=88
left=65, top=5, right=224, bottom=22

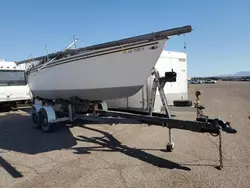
left=183, top=34, right=186, bottom=49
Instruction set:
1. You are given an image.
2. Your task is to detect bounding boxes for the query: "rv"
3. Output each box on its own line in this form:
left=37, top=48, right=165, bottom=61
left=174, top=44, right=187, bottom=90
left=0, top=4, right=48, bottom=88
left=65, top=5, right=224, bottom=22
left=106, top=50, right=188, bottom=111
left=0, top=59, right=32, bottom=107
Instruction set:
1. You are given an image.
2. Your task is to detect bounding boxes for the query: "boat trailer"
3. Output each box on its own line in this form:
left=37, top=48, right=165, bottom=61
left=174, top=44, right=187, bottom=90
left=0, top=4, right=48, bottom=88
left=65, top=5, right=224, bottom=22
left=30, top=68, right=237, bottom=170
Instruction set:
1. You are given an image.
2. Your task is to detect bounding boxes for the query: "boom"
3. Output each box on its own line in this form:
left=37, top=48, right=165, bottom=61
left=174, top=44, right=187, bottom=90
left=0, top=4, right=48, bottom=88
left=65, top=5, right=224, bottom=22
left=15, top=25, right=192, bottom=65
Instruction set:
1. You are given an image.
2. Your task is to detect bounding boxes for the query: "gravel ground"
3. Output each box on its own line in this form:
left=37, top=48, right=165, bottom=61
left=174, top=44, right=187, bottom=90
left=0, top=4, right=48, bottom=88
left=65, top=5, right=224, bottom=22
left=0, top=81, right=249, bottom=188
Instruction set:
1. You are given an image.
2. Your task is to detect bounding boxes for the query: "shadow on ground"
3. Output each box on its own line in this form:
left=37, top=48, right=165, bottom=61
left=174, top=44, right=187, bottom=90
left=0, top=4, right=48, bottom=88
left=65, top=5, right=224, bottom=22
left=0, top=156, right=23, bottom=178
left=0, top=107, right=193, bottom=179
left=71, top=125, right=191, bottom=171
left=0, top=108, right=77, bottom=155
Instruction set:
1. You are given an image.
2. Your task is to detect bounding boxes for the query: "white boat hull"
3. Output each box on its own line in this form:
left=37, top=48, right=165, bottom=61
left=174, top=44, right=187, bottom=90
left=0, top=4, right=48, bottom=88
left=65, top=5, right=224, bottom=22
left=27, top=39, right=167, bottom=101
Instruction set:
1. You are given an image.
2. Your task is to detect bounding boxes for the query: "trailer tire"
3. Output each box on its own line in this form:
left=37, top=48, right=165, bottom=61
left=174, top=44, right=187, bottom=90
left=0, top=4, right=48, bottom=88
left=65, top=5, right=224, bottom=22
left=31, top=111, right=41, bottom=129
left=173, top=100, right=192, bottom=107
left=31, top=105, right=43, bottom=129
left=40, top=108, right=52, bottom=132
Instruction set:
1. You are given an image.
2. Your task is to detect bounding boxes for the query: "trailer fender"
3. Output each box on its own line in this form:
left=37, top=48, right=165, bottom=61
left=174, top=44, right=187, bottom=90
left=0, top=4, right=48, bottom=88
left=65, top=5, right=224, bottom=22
left=39, top=106, right=57, bottom=123
left=98, top=101, right=108, bottom=111
left=38, top=106, right=57, bottom=132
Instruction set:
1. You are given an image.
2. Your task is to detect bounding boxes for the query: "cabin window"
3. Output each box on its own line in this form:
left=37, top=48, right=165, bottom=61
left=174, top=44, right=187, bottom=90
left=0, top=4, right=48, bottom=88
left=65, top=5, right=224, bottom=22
left=0, top=70, right=26, bottom=86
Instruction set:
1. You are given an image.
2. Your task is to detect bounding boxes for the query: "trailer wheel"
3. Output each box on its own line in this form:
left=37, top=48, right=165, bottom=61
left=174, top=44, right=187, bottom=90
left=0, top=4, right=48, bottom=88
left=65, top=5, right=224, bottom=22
left=40, top=109, right=52, bottom=132
left=166, top=143, right=174, bottom=152
left=31, top=105, right=42, bottom=129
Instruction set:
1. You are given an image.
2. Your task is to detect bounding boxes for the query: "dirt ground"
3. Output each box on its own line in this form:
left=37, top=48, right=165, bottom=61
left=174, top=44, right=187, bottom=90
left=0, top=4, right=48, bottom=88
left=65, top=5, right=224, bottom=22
left=0, top=81, right=250, bottom=188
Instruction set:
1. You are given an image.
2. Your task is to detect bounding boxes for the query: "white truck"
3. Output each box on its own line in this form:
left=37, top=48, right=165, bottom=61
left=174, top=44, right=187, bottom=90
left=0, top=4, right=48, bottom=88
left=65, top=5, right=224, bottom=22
left=0, top=59, right=32, bottom=107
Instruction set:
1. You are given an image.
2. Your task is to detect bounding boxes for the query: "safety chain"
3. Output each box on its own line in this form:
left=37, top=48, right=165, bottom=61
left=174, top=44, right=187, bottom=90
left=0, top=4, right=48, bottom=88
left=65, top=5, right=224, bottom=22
left=218, top=130, right=223, bottom=170
left=195, top=91, right=224, bottom=170
left=211, top=129, right=223, bottom=170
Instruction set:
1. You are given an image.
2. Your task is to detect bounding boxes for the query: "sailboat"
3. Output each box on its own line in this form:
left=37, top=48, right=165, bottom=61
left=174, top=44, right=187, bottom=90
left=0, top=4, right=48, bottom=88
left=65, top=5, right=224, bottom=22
left=16, top=25, right=192, bottom=103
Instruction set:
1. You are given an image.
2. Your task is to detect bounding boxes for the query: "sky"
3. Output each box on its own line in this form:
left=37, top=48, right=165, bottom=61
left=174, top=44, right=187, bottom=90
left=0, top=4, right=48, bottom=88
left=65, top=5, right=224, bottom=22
left=0, top=0, right=249, bottom=77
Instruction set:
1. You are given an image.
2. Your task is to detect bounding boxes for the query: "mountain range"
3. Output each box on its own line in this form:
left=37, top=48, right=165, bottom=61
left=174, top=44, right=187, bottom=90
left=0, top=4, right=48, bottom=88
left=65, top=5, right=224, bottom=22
left=216, top=71, right=250, bottom=77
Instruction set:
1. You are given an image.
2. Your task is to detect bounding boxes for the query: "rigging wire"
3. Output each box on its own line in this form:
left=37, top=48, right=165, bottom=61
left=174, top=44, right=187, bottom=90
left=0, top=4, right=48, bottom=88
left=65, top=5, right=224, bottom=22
left=183, top=34, right=187, bottom=50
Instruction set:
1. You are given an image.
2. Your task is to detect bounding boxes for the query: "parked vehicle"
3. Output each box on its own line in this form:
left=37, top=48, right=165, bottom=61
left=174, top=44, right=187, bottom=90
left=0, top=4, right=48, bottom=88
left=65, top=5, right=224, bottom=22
left=197, top=80, right=205, bottom=84
left=0, top=60, right=32, bottom=107
left=188, top=80, right=204, bottom=84
left=205, top=79, right=217, bottom=84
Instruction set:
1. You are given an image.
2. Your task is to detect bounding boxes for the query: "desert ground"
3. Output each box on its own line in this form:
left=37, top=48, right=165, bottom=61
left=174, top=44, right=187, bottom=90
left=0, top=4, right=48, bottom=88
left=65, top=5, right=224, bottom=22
left=0, top=81, right=250, bottom=188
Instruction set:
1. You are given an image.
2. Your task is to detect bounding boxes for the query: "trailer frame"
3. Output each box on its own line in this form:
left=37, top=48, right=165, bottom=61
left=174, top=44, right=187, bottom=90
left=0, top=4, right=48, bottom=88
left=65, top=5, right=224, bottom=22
left=29, top=68, right=237, bottom=170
